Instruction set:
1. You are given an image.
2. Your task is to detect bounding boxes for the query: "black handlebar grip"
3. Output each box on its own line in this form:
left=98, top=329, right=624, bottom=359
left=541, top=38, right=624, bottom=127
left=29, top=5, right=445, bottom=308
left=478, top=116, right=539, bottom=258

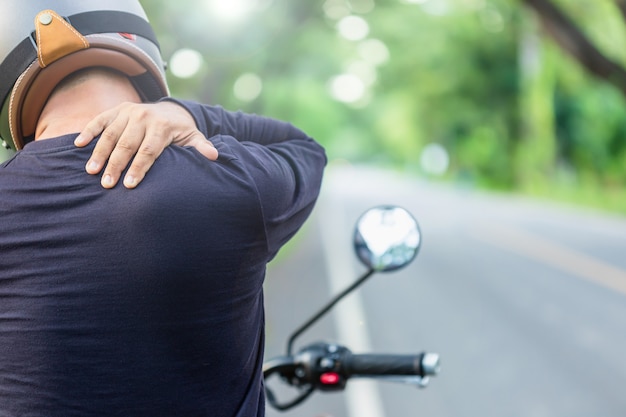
left=342, top=353, right=439, bottom=377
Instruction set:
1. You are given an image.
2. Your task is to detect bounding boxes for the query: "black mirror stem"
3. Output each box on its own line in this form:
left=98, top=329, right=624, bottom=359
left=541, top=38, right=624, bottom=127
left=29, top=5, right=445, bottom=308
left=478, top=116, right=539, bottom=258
left=286, top=268, right=375, bottom=356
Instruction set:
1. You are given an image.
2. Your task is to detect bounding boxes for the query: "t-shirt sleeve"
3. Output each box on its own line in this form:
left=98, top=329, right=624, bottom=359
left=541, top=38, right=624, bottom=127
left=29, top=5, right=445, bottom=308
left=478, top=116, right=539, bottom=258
left=164, top=99, right=327, bottom=259
left=162, top=98, right=311, bottom=145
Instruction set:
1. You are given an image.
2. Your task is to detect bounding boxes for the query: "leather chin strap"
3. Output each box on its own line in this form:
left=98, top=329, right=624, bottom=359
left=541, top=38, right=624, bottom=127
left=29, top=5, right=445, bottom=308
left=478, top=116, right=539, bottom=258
left=35, top=10, right=90, bottom=68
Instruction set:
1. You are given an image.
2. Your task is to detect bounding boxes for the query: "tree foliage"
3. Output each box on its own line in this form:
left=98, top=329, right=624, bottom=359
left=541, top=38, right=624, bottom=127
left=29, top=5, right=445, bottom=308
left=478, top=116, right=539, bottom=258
left=140, top=0, right=626, bottom=212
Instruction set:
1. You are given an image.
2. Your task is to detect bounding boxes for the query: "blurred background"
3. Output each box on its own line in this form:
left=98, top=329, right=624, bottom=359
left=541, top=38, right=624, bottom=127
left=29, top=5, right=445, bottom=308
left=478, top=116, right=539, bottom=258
left=139, top=1, right=626, bottom=416
left=142, top=0, right=626, bottom=213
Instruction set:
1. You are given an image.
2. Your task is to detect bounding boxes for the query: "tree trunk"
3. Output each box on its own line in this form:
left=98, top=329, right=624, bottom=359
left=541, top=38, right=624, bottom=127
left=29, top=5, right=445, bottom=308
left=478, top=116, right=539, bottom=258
left=520, top=0, right=626, bottom=96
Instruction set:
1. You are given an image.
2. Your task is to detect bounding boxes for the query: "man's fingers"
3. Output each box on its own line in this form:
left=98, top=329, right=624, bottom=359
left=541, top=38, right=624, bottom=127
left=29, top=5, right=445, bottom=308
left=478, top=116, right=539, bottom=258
left=192, top=137, right=219, bottom=161
left=99, top=122, right=148, bottom=189
left=121, top=135, right=164, bottom=189
left=178, top=131, right=218, bottom=161
left=84, top=114, right=130, bottom=175
left=78, top=111, right=114, bottom=173
left=78, top=102, right=217, bottom=190
left=115, top=118, right=175, bottom=189
left=75, top=109, right=115, bottom=148
left=120, top=132, right=217, bottom=189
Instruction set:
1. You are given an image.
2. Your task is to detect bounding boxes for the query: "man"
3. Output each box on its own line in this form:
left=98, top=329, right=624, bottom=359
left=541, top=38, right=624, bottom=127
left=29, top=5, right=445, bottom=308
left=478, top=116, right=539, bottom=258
left=0, top=2, right=326, bottom=416
left=0, top=1, right=220, bottom=188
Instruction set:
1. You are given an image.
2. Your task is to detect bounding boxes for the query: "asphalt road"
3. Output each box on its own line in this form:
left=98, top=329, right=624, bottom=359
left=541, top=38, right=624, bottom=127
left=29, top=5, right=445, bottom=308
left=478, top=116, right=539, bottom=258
left=264, top=164, right=626, bottom=417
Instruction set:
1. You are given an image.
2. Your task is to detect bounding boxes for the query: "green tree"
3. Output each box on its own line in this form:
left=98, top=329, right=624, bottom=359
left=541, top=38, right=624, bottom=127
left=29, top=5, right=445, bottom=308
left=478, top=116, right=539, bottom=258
left=140, top=0, right=626, bottom=212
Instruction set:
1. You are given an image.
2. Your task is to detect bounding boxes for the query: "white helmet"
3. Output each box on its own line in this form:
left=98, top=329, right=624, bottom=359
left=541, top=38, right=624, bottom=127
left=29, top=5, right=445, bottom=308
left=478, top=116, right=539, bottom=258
left=0, top=0, right=169, bottom=159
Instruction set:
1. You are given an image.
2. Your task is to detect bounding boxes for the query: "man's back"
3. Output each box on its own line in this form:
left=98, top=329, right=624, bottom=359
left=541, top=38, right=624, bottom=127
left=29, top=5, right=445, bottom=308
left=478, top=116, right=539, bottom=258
left=0, top=106, right=325, bottom=416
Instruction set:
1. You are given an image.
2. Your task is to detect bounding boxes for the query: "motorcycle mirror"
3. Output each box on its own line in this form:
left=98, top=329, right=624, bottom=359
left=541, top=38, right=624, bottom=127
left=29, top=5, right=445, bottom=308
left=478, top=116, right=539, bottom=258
left=285, top=205, right=421, bottom=355
left=354, top=206, right=421, bottom=272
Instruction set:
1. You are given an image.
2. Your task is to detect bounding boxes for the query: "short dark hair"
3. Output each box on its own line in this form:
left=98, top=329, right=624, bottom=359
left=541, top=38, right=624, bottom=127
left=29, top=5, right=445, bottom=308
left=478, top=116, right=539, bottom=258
left=54, top=67, right=130, bottom=95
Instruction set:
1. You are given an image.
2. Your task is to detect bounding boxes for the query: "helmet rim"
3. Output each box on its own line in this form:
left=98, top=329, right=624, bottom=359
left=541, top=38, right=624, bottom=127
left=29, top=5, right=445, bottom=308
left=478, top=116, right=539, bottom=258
left=9, top=34, right=169, bottom=148
left=0, top=5, right=168, bottom=151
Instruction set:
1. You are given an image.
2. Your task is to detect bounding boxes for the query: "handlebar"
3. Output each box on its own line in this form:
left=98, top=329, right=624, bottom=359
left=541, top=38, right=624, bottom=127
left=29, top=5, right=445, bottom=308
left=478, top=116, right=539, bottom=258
left=343, top=352, right=440, bottom=377
left=263, top=342, right=440, bottom=410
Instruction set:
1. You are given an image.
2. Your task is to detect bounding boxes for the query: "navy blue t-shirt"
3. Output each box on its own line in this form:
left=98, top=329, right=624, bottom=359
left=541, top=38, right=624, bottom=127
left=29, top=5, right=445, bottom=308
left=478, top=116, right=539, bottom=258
left=0, top=101, right=326, bottom=416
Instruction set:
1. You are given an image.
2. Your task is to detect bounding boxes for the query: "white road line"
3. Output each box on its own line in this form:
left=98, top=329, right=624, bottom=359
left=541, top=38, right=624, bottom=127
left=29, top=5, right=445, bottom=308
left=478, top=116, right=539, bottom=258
left=318, top=188, right=386, bottom=417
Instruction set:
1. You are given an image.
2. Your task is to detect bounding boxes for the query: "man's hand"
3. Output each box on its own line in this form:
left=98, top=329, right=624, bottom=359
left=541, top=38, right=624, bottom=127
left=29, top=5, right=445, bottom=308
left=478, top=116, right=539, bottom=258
left=75, top=101, right=218, bottom=189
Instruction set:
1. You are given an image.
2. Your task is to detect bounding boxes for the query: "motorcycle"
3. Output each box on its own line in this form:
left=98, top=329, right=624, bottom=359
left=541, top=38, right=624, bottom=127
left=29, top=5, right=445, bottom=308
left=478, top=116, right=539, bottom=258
left=263, top=205, right=441, bottom=412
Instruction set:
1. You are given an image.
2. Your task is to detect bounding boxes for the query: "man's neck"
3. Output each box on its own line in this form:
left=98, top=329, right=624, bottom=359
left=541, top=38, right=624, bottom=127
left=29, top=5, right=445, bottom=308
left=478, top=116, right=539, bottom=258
left=36, top=74, right=142, bottom=140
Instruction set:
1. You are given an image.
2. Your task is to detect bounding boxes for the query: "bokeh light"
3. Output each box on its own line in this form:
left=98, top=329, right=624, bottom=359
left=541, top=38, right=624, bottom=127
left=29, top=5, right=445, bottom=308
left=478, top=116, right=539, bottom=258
left=323, top=0, right=351, bottom=20
left=234, top=73, right=263, bottom=102
left=169, top=48, right=204, bottom=79
left=329, top=73, right=367, bottom=103
left=358, top=39, right=390, bottom=66
left=345, top=61, right=377, bottom=86
left=337, top=15, right=370, bottom=41
left=204, top=0, right=273, bottom=22
left=420, top=143, right=450, bottom=176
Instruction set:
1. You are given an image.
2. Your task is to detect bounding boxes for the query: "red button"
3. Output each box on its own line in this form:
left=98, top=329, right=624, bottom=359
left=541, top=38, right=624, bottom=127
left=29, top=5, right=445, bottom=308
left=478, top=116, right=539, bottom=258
left=320, top=372, right=340, bottom=385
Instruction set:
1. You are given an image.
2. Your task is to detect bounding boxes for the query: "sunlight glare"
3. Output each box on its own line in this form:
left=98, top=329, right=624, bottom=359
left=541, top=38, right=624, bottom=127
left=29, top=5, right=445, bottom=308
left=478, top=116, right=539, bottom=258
left=205, top=0, right=272, bottom=22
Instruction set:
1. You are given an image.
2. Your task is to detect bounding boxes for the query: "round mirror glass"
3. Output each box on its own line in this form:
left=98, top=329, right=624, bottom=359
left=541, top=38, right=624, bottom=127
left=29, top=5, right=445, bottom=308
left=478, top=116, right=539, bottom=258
left=353, top=206, right=421, bottom=272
